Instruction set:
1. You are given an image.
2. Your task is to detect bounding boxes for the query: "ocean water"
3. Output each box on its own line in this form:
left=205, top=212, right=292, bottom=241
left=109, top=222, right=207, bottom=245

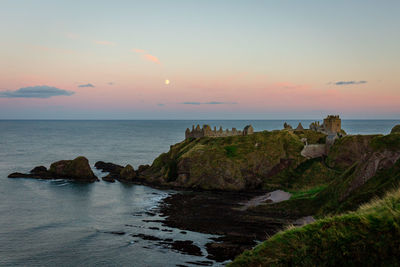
left=0, top=120, right=399, bottom=266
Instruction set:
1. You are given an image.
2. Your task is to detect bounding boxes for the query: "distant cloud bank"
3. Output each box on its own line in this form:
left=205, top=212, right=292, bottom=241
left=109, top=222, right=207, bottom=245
left=0, top=86, right=74, bottom=98
left=78, top=83, right=95, bottom=88
left=181, top=101, right=237, bottom=105
left=334, top=80, right=367, bottom=85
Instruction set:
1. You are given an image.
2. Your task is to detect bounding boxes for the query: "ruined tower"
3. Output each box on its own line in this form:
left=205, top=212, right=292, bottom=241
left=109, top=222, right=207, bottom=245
left=323, top=115, right=341, bottom=134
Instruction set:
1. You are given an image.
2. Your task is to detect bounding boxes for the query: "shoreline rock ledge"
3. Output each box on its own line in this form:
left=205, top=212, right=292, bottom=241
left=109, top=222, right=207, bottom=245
left=8, top=156, right=99, bottom=182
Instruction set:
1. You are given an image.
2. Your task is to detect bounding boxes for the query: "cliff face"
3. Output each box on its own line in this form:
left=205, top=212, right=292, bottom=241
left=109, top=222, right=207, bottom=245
left=140, top=129, right=400, bottom=197
left=315, top=133, right=400, bottom=214
left=230, top=133, right=400, bottom=267
left=140, top=131, right=307, bottom=191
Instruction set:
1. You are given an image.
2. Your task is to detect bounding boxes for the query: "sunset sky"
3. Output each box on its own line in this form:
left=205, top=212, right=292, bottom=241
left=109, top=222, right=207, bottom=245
left=0, top=0, right=399, bottom=119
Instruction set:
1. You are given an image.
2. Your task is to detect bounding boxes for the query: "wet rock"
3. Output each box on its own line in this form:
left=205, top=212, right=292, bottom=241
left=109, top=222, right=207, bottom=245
left=105, top=231, right=125, bottom=235
left=48, top=156, right=98, bottom=182
left=185, top=261, right=214, bottom=266
left=8, top=156, right=98, bottom=182
left=145, top=211, right=156, bottom=216
left=131, top=234, right=162, bottom=241
left=30, top=166, right=48, bottom=174
left=94, top=161, right=123, bottom=173
left=206, top=242, right=244, bottom=262
left=149, top=227, right=160, bottom=230
left=158, top=191, right=294, bottom=262
left=102, top=174, right=116, bottom=183
left=8, top=172, right=42, bottom=179
left=170, top=240, right=202, bottom=256
left=119, top=164, right=137, bottom=182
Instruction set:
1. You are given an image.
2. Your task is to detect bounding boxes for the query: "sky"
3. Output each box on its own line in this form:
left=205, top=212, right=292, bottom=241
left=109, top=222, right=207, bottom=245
left=0, top=0, right=399, bottom=119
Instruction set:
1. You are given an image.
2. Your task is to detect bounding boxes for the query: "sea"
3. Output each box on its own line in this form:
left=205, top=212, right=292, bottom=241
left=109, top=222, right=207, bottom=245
left=0, top=120, right=399, bottom=267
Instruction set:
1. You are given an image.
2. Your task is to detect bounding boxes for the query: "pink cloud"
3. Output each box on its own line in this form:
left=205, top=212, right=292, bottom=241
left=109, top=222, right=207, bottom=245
left=132, top=48, right=145, bottom=53
left=143, top=54, right=160, bottom=64
left=95, top=40, right=116, bottom=46
left=131, top=48, right=161, bottom=64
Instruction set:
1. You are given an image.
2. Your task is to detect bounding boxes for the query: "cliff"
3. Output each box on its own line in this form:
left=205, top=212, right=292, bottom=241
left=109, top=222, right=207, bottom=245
left=230, top=132, right=400, bottom=266
left=140, top=130, right=327, bottom=191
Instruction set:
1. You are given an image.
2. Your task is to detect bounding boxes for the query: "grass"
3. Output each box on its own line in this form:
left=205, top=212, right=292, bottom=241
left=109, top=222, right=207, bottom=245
left=229, top=188, right=400, bottom=267
left=145, top=130, right=306, bottom=190
left=289, top=185, right=327, bottom=200
left=225, top=145, right=238, bottom=158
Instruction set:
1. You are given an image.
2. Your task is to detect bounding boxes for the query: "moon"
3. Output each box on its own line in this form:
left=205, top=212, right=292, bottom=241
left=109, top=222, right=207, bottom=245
left=165, top=79, right=170, bottom=85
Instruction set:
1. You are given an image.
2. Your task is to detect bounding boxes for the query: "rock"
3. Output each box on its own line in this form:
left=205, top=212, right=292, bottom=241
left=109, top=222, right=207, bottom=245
left=8, top=172, right=39, bottom=179
left=105, top=231, right=125, bottom=235
left=131, top=234, right=162, bottom=241
left=102, top=174, right=116, bottom=183
left=49, top=156, right=98, bottom=182
left=391, top=125, right=400, bottom=134
left=119, top=164, right=136, bottom=182
left=30, top=166, right=48, bottom=174
left=170, top=240, right=202, bottom=256
left=137, top=164, right=150, bottom=173
left=206, top=242, right=245, bottom=262
left=9, top=166, right=50, bottom=179
left=8, top=156, right=98, bottom=182
left=94, top=161, right=123, bottom=173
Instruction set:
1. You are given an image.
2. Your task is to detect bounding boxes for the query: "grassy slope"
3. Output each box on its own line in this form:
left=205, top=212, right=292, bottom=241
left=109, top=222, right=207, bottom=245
left=230, top=189, right=400, bottom=267
left=231, top=133, right=400, bottom=266
left=146, top=130, right=326, bottom=190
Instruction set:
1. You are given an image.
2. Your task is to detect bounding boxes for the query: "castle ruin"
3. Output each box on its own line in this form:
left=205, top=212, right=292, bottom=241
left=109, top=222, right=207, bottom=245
left=185, top=124, right=254, bottom=139
left=287, top=115, right=342, bottom=135
left=292, top=115, right=344, bottom=158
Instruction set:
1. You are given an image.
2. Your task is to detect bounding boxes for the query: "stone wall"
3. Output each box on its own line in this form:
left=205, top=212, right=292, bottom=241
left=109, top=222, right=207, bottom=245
left=185, top=124, right=254, bottom=139
left=301, top=144, right=327, bottom=159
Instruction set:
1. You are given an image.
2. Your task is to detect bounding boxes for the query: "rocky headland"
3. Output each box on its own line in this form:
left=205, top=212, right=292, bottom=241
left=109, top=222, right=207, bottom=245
left=8, top=123, right=400, bottom=264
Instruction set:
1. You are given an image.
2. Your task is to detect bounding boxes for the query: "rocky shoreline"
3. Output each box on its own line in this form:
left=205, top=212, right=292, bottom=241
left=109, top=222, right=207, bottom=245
left=7, top=124, right=400, bottom=264
left=157, top=191, right=299, bottom=262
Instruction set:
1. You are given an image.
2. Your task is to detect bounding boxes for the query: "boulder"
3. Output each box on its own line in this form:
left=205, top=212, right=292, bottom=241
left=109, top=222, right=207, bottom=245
left=102, top=174, right=116, bottom=183
left=30, top=166, right=48, bottom=174
left=94, top=161, right=123, bottom=173
left=49, top=156, right=98, bottom=182
left=8, top=156, right=98, bottom=182
left=119, top=164, right=137, bottom=182
left=137, top=164, right=150, bottom=173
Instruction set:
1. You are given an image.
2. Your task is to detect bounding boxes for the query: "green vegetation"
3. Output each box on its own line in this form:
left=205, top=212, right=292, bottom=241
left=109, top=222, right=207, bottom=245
left=230, top=189, right=400, bottom=267
left=293, top=129, right=326, bottom=144
left=266, top=157, right=337, bottom=191
left=391, top=124, right=400, bottom=134
left=144, top=130, right=307, bottom=190
left=371, top=133, right=400, bottom=151
left=225, top=145, right=238, bottom=158
left=144, top=127, right=400, bottom=265
left=230, top=132, right=400, bottom=266
left=289, top=185, right=327, bottom=200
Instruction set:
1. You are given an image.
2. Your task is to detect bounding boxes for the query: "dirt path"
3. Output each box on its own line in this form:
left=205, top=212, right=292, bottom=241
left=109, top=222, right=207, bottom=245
left=239, top=190, right=291, bottom=210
